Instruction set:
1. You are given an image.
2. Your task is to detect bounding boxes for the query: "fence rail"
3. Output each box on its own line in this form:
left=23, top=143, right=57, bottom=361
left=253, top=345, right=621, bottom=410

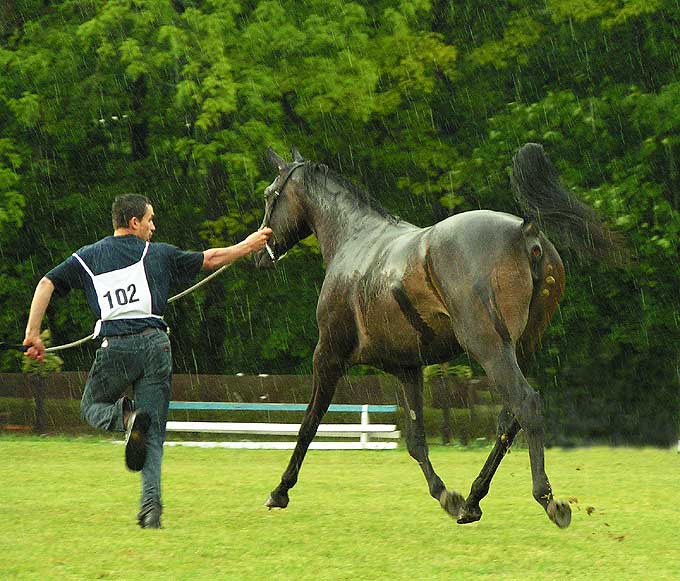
left=165, top=401, right=400, bottom=450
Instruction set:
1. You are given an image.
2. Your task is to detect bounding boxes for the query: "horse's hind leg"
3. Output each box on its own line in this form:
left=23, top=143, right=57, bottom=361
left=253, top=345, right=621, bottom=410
left=480, top=344, right=571, bottom=528
left=393, top=367, right=464, bottom=519
left=457, top=406, right=521, bottom=524
left=459, top=346, right=547, bottom=523
left=266, top=344, right=345, bottom=509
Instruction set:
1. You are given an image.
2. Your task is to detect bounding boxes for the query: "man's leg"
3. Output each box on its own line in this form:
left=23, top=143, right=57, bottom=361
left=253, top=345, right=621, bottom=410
left=132, top=329, right=172, bottom=528
left=80, top=340, right=141, bottom=432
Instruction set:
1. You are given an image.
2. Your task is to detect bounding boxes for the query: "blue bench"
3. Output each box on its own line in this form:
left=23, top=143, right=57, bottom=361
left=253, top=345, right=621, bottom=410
left=165, top=401, right=400, bottom=450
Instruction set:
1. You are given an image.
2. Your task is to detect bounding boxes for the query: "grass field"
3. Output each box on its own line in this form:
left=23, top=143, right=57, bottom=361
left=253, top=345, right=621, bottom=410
left=2, top=436, right=679, bottom=580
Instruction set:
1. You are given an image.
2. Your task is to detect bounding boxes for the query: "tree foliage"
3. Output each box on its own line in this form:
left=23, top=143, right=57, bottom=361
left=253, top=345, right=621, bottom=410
left=1, top=0, right=678, bottom=444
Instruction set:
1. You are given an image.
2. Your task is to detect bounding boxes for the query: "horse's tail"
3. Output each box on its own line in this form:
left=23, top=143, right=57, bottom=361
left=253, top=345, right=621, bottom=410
left=511, top=143, right=623, bottom=262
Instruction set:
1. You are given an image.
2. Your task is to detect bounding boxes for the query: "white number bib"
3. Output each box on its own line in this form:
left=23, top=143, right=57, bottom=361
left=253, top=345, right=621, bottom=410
left=72, top=242, right=163, bottom=336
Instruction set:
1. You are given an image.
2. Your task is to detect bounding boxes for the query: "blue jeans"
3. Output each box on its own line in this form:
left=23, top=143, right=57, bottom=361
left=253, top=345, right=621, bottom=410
left=81, top=328, right=172, bottom=512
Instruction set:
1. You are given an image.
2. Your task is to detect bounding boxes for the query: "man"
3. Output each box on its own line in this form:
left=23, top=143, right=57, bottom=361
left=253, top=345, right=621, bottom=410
left=23, top=193, right=272, bottom=529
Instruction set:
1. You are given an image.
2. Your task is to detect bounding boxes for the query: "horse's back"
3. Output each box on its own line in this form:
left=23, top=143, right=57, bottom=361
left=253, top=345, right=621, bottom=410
left=430, top=210, right=525, bottom=254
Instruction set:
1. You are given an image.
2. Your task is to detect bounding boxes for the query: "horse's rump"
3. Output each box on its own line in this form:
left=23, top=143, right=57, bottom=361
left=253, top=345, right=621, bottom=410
left=421, top=211, right=536, bottom=350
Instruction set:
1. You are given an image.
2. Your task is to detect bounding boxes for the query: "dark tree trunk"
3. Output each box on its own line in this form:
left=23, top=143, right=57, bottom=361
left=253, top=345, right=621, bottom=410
left=130, top=74, right=149, bottom=161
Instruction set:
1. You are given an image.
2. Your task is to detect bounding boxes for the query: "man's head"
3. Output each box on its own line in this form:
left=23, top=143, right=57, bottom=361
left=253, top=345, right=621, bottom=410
left=112, top=194, right=155, bottom=241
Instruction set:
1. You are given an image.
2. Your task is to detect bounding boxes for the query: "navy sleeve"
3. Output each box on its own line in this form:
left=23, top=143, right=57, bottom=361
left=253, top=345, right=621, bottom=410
left=162, top=244, right=204, bottom=288
left=45, top=254, right=85, bottom=297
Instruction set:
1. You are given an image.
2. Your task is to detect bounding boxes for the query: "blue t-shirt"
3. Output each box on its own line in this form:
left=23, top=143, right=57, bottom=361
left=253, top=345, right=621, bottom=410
left=46, top=235, right=204, bottom=336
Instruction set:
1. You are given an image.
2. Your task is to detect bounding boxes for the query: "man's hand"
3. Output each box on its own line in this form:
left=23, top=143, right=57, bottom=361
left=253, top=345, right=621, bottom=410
left=23, top=334, right=46, bottom=362
left=23, top=277, right=55, bottom=361
left=202, top=228, right=274, bottom=270
left=244, top=228, right=272, bottom=253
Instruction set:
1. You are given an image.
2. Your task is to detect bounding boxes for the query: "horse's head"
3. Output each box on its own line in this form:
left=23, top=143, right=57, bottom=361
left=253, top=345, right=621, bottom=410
left=256, top=146, right=312, bottom=268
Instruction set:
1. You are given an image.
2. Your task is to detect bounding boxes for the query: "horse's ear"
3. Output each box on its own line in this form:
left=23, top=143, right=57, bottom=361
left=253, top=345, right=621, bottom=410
left=291, top=146, right=304, bottom=163
left=266, top=147, right=287, bottom=172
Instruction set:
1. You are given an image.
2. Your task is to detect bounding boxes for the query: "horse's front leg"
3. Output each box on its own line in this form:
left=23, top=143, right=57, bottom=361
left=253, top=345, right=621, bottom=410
left=457, top=406, right=521, bottom=524
left=393, top=367, right=465, bottom=520
left=266, top=344, right=346, bottom=510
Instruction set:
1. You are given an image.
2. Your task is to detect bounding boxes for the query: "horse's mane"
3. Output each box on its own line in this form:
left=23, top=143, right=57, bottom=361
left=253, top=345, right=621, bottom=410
left=304, top=163, right=400, bottom=224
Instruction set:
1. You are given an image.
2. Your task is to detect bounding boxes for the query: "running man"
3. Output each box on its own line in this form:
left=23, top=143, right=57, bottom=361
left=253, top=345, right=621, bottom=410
left=23, top=193, right=271, bottom=528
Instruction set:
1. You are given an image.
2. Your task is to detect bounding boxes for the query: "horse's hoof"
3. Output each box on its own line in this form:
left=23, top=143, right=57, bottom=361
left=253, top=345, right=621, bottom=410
left=457, top=503, right=482, bottom=525
left=547, top=499, right=571, bottom=528
left=439, top=489, right=465, bottom=519
left=265, top=490, right=289, bottom=510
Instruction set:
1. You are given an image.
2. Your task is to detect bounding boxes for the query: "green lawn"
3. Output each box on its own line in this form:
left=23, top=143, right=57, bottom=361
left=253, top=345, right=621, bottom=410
left=2, top=437, right=679, bottom=580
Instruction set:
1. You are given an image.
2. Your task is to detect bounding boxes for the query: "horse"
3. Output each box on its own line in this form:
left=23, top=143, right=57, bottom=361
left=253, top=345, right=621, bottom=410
left=256, top=143, right=618, bottom=528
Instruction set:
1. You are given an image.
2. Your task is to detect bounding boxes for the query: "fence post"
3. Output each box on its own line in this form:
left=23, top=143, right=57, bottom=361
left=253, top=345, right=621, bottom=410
left=360, top=404, right=369, bottom=448
left=441, top=404, right=451, bottom=445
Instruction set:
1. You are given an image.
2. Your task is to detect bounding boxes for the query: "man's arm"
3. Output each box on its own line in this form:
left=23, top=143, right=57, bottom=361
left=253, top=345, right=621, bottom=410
left=23, top=277, right=56, bottom=361
left=202, top=228, right=272, bottom=270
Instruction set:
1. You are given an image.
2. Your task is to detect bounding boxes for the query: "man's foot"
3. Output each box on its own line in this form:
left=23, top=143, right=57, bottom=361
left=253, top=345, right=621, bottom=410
left=124, top=410, right=151, bottom=471
left=137, top=503, right=162, bottom=529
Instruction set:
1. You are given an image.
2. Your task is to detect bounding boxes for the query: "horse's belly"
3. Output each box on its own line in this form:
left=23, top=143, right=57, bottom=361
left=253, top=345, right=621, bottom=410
left=353, top=301, right=461, bottom=367
left=348, top=234, right=463, bottom=367
left=355, top=331, right=462, bottom=367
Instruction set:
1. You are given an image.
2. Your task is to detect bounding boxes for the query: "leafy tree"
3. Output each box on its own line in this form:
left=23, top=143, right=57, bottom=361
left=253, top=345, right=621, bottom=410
left=0, top=0, right=677, bottom=443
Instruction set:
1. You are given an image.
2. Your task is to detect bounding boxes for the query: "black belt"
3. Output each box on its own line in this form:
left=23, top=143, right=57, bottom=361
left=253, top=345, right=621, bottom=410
left=105, top=327, right=166, bottom=340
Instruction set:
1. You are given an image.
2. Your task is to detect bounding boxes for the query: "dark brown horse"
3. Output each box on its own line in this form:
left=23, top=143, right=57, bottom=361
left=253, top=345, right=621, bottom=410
left=257, top=143, right=617, bottom=528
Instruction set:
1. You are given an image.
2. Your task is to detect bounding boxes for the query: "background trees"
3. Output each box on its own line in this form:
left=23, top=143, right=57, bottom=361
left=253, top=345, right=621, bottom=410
left=1, top=0, right=678, bottom=444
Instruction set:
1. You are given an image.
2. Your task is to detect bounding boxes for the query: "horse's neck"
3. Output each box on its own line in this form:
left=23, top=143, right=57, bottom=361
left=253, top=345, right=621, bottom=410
left=303, top=188, right=396, bottom=263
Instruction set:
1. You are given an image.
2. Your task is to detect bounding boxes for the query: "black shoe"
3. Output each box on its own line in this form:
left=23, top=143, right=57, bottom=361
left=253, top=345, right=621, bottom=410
left=137, top=503, right=162, bottom=529
left=124, top=410, right=151, bottom=472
